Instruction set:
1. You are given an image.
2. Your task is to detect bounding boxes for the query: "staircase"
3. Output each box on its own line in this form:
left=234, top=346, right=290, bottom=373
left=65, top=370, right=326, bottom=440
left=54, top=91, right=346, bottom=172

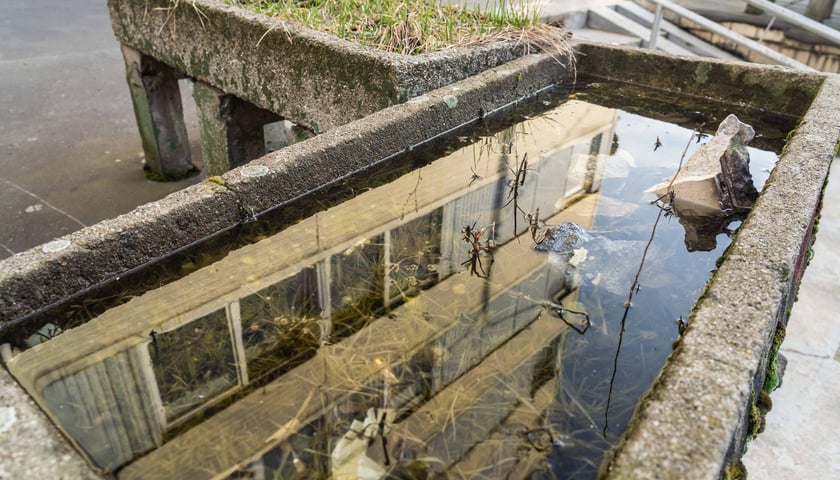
left=561, top=0, right=830, bottom=71
left=582, top=1, right=740, bottom=59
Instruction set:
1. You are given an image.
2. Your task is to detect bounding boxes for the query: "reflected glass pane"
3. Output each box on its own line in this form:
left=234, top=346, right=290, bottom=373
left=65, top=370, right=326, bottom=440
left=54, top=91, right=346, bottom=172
left=388, top=210, right=443, bottom=303
left=329, top=235, right=385, bottom=336
left=151, top=308, right=237, bottom=421
left=239, top=271, right=322, bottom=381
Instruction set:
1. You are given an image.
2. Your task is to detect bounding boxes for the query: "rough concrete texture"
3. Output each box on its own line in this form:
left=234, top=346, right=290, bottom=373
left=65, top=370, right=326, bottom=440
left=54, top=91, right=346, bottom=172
left=603, top=73, right=840, bottom=478
left=121, top=45, right=195, bottom=178
left=222, top=53, right=573, bottom=215
left=0, top=181, right=242, bottom=324
left=0, top=366, right=99, bottom=479
left=106, top=0, right=531, bottom=133
left=742, top=163, right=840, bottom=478
left=575, top=42, right=823, bottom=117
left=0, top=52, right=572, bottom=326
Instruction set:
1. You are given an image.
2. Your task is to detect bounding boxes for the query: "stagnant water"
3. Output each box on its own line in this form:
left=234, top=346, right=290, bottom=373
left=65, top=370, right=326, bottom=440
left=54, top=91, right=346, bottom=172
left=2, top=83, right=791, bottom=479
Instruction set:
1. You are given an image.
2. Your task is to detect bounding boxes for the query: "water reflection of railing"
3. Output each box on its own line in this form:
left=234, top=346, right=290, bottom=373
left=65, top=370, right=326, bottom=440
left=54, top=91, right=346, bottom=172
left=6, top=101, right=617, bottom=475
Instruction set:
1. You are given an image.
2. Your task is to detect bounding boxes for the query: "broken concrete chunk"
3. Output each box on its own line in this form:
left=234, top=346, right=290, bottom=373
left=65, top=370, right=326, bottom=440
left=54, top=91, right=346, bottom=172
left=648, top=114, right=759, bottom=216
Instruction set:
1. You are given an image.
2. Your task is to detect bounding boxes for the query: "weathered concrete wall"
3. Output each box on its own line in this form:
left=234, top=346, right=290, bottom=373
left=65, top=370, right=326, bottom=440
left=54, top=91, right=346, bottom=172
left=600, top=72, right=840, bottom=478
left=0, top=52, right=571, bottom=326
left=0, top=182, right=242, bottom=326
left=121, top=45, right=196, bottom=178
left=0, top=43, right=838, bottom=479
left=106, top=0, right=528, bottom=133
left=192, top=81, right=282, bottom=175
left=575, top=43, right=823, bottom=116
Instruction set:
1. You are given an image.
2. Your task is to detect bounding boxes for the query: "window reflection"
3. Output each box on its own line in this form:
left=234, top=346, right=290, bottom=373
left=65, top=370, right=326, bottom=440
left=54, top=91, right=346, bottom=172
left=150, top=308, right=237, bottom=422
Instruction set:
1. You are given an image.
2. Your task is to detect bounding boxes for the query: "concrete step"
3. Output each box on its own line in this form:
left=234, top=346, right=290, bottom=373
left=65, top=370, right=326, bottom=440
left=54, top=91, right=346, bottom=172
left=588, top=4, right=697, bottom=56
left=569, top=27, right=643, bottom=47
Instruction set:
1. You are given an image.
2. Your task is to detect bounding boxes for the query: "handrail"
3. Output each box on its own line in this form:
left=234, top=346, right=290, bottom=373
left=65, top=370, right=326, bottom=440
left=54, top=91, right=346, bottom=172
left=745, top=0, right=840, bottom=47
left=644, top=0, right=816, bottom=71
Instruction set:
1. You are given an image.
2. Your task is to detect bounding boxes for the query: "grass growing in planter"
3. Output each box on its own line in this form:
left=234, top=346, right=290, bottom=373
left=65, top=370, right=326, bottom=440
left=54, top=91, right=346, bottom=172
left=229, top=0, right=571, bottom=56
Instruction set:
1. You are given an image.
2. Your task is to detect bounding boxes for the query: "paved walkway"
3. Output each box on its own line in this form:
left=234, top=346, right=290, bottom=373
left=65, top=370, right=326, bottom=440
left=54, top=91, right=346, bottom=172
left=0, top=0, right=204, bottom=262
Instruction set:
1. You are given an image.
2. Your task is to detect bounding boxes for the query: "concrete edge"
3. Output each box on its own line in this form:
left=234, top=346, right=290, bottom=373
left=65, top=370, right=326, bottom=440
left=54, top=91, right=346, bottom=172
left=601, top=74, right=840, bottom=479
left=106, top=0, right=531, bottom=131
left=573, top=41, right=824, bottom=117
left=0, top=52, right=572, bottom=325
left=219, top=53, right=572, bottom=214
left=0, top=182, right=242, bottom=325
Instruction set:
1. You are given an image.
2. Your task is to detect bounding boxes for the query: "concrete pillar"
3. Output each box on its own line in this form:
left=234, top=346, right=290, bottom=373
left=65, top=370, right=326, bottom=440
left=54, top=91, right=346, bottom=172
left=120, top=45, right=195, bottom=180
left=192, top=81, right=282, bottom=175
left=805, top=0, right=837, bottom=21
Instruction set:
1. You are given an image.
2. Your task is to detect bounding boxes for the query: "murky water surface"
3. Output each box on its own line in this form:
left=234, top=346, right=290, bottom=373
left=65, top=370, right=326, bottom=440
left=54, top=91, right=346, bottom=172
left=2, top=83, right=787, bottom=479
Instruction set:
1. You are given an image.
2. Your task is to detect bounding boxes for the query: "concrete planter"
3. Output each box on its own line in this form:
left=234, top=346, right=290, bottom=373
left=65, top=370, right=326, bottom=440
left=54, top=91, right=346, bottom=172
left=575, top=45, right=839, bottom=479
left=0, top=38, right=838, bottom=479
left=107, top=0, right=536, bottom=176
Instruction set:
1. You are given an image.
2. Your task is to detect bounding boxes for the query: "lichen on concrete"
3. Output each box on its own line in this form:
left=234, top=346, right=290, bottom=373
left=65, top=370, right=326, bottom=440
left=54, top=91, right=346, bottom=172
left=693, top=61, right=712, bottom=85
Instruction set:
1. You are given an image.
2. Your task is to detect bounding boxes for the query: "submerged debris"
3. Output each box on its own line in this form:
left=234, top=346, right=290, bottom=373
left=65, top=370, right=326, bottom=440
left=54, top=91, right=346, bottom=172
left=648, top=114, right=760, bottom=250
left=532, top=222, right=665, bottom=297
left=648, top=114, right=759, bottom=216
left=461, top=222, right=496, bottom=277
left=532, top=222, right=592, bottom=255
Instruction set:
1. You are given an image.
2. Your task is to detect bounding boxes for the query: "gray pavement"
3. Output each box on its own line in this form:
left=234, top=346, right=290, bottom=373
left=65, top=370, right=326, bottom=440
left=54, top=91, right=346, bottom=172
left=0, top=0, right=204, bottom=261
left=0, top=0, right=838, bottom=478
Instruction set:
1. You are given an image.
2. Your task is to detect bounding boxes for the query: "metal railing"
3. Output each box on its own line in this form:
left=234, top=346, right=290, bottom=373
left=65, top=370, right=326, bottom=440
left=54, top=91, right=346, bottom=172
left=645, top=0, right=826, bottom=71
left=744, top=0, right=840, bottom=46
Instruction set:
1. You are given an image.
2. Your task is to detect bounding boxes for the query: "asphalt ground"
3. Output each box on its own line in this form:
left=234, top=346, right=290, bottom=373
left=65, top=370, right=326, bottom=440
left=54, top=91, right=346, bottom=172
left=0, top=0, right=204, bottom=261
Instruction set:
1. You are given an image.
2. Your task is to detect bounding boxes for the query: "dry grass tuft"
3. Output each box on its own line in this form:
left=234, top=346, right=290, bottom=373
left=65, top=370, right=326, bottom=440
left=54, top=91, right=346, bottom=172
left=230, top=0, right=574, bottom=58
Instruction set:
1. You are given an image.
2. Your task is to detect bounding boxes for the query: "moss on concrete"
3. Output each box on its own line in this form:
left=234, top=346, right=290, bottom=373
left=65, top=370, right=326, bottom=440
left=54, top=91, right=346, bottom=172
left=575, top=42, right=824, bottom=117
left=723, top=459, right=747, bottom=480
left=693, top=61, right=712, bottom=86
left=763, top=322, right=786, bottom=393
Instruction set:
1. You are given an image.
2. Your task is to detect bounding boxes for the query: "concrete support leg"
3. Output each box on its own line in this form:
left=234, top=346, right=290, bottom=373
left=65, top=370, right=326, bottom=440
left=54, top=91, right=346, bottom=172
left=805, top=0, right=837, bottom=21
left=192, top=81, right=281, bottom=175
left=120, top=45, right=195, bottom=180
